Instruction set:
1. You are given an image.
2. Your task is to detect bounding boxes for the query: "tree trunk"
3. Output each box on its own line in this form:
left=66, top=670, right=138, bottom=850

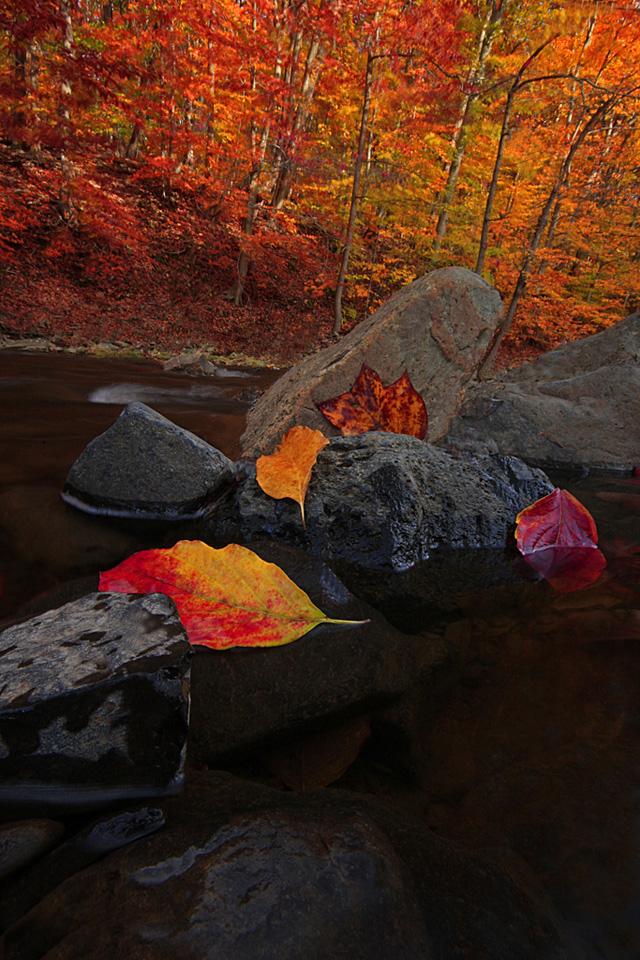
left=58, top=0, right=77, bottom=226
left=478, top=97, right=616, bottom=378
left=334, top=50, right=375, bottom=334
left=271, top=36, right=322, bottom=209
left=434, top=0, right=503, bottom=248
left=475, top=36, right=558, bottom=275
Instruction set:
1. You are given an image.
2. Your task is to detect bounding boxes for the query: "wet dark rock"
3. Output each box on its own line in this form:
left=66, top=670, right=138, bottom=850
left=189, top=541, right=448, bottom=762
left=0, top=820, right=64, bottom=881
left=209, top=434, right=553, bottom=570
left=0, top=806, right=165, bottom=932
left=2, top=771, right=577, bottom=960
left=0, top=592, right=190, bottom=812
left=62, top=402, right=233, bottom=519
left=242, top=266, right=503, bottom=455
left=446, top=312, right=640, bottom=473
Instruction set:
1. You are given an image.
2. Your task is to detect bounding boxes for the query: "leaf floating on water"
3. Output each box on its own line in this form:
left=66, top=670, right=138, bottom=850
left=99, top=540, right=367, bottom=650
left=515, top=488, right=606, bottom=593
left=317, top=364, right=428, bottom=439
left=256, top=425, right=329, bottom=526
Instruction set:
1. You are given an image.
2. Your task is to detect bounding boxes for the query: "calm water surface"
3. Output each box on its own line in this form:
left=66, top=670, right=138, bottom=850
left=1, top=349, right=640, bottom=959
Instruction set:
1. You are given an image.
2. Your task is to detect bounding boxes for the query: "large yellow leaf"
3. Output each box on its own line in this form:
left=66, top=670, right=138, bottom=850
left=99, top=540, right=365, bottom=650
left=256, top=425, right=329, bottom=526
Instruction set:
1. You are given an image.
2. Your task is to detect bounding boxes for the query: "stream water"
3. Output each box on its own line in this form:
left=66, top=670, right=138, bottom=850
left=1, top=349, right=640, bottom=958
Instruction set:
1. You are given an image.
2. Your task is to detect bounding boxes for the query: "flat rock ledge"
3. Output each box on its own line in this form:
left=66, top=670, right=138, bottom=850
left=62, top=401, right=233, bottom=519
left=0, top=592, right=190, bottom=811
left=208, top=433, right=553, bottom=571
left=446, top=311, right=640, bottom=474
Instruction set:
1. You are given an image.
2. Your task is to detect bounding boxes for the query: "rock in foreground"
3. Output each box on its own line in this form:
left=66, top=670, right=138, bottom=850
left=189, top=542, right=446, bottom=761
left=0, top=593, right=190, bottom=811
left=62, top=401, right=233, bottom=519
left=446, top=312, right=640, bottom=473
left=241, top=267, right=502, bottom=455
left=3, top=771, right=576, bottom=960
left=210, top=434, right=553, bottom=570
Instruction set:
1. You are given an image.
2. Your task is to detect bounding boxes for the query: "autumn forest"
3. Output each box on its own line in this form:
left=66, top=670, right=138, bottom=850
left=1, top=0, right=639, bottom=363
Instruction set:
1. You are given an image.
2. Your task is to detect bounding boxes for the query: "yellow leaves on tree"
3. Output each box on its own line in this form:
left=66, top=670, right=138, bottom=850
left=99, top=540, right=365, bottom=650
left=256, top=425, right=329, bottom=526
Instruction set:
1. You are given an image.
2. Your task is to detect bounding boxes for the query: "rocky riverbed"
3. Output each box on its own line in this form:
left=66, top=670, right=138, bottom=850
left=1, top=294, right=640, bottom=959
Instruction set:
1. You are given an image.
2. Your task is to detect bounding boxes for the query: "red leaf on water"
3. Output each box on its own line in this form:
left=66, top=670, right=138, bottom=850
left=515, top=488, right=606, bottom=593
left=316, top=364, right=428, bottom=439
left=521, top=545, right=607, bottom=594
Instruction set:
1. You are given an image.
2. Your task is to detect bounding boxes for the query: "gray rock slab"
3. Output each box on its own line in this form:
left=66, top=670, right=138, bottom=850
left=62, top=401, right=233, bottom=519
left=188, top=541, right=448, bottom=761
left=0, top=592, right=190, bottom=811
left=210, top=433, right=553, bottom=570
left=241, top=267, right=502, bottom=455
left=3, top=771, right=577, bottom=960
left=446, top=312, right=640, bottom=473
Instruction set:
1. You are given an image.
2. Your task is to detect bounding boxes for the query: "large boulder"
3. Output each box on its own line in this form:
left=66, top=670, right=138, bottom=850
left=3, top=771, right=578, bottom=960
left=241, top=267, right=503, bottom=455
left=446, top=312, right=640, bottom=473
left=189, top=542, right=447, bottom=761
left=62, top=402, right=233, bottom=519
left=0, top=592, right=190, bottom=812
left=209, top=434, right=553, bottom=571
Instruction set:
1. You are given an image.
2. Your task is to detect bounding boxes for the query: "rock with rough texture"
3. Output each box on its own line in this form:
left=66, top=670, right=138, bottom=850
left=209, top=434, right=553, bottom=570
left=189, top=541, right=447, bottom=761
left=3, top=771, right=577, bottom=960
left=446, top=312, right=640, bottom=473
left=0, top=592, right=190, bottom=811
left=241, top=267, right=503, bottom=455
left=0, top=820, right=64, bottom=881
left=62, top=402, right=233, bottom=519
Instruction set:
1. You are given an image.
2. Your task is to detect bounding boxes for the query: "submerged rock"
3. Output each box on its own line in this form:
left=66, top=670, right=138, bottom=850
left=209, top=433, right=553, bottom=570
left=62, top=401, right=233, bottom=519
left=241, top=266, right=503, bottom=455
left=446, top=312, right=640, bottom=473
left=189, top=542, right=447, bottom=761
left=0, top=592, right=190, bottom=812
left=0, top=807, right=165, bottom=932
left=0, top=820, right=64, bottom=882
left=2, top=771, right=577, bottom=960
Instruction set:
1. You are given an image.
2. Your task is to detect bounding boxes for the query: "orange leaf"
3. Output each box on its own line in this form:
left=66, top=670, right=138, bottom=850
left=316, top=364, right=427, bottom=439
left=515, top=489, right=606, bottom=593
left=99, top=540, right=366, bottom=650
left=256, top=425, right=329, bottom=526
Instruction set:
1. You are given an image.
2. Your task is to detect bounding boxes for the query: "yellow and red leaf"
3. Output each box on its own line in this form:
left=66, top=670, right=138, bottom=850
left=99, top=540, right=364, bottom=650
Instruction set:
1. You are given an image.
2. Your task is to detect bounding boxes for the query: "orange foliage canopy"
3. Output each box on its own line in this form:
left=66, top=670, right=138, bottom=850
left=99, top=540, right=364, bottom=650
left=317, top=365, right=428, bottom=439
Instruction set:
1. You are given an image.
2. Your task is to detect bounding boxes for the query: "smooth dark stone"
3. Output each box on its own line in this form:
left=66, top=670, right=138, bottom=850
left=62, top=401, right=234, bottom=519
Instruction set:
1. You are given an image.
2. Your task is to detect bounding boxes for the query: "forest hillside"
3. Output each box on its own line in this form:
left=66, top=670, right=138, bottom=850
left=0, top=0, right=638, bottom=364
